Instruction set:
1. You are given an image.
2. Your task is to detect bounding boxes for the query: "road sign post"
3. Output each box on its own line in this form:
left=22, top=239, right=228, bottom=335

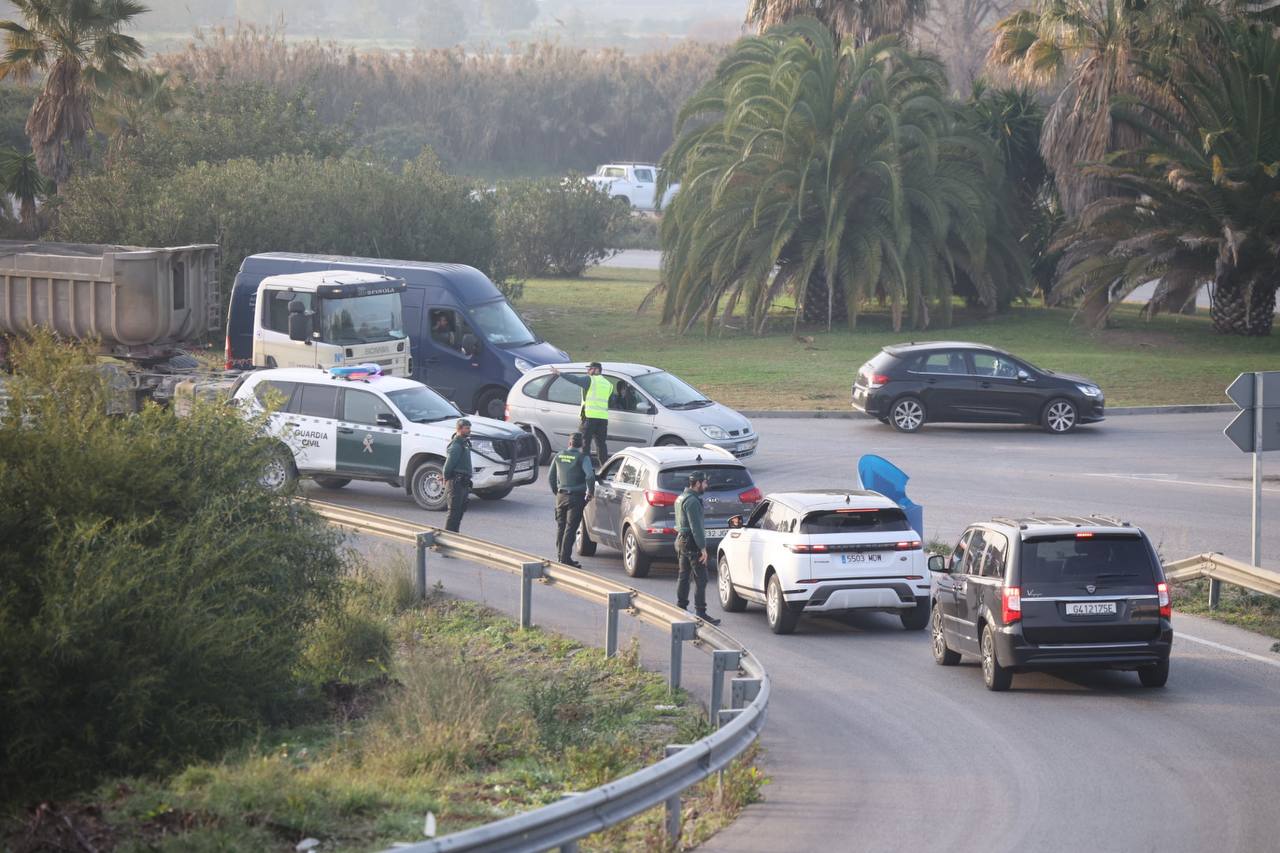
left=1223, top=372, right=1279, bottom=607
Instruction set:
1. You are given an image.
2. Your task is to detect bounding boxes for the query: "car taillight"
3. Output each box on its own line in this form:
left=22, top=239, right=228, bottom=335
left=867, top=373, right=891, bottom=389
left=789, top=543, right=829, bottom=554
left=1157, top=582, right=1171, bottom=618
left=644, top=490, right=679, bottom=507
left=738, top=486, right=762, bottom=504
left=1002, top=586, right=1022, bottom=624
left=224, top=335, right=233, bottom=371
left=895, top=540, right=921, bottom=550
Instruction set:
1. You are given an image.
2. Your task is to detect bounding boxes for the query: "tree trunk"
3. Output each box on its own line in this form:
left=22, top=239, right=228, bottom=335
left=1211, top=270, right=1276, bottom=336
left=799, top=270, right=848, bottom=327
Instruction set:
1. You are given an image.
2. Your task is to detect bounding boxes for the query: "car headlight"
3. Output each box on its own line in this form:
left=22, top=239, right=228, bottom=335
left=514, top=358, right=533, bottom=373
left=1076, top=384, right=1102, bottom=398
left=470, top=439, right=498, bottom=458
left=700, top=425, right=728, bottom=439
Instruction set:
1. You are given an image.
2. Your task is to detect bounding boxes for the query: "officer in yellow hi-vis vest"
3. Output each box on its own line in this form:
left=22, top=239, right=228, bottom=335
left=550, top=362, right=611, bottom=466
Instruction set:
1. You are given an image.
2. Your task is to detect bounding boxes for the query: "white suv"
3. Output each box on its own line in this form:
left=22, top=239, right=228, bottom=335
left=716, top=490, right=929, bottom=634
left=233, top=367, right=539, bottom=510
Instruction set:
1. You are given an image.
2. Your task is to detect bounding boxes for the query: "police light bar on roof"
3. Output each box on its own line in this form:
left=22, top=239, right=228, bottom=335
left=316, top=279, right=407, bottom=299
left=329, top=363, right=382, bottom=380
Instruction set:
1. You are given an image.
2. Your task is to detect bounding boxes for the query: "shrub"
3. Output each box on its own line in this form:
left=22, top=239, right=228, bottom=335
left=606, top=212, right=661, bottom=250
left=494, top=176, right=625, bottom=277
left=0, top=334, right=347, bottom=802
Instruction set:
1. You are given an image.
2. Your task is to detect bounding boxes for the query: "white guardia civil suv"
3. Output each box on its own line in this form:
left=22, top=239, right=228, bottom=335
left=716, top=490, right=930, bottom=634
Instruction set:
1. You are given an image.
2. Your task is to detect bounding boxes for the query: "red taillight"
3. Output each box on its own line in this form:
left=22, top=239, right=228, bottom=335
left=645, top=527, right=676, bottom=535
left=867, top=372, right=892, bottom=388
left=1076, top=532, right=1094, bottom=538
left=789, top=543, right=829, bottom=554
left=1157, top=582, right=1171, bottom=618
left=1002, top=586, right=1022, bottom=624
left=644, top=490, right=679, bottom=507
left=895, top=540, right=921, bottom=550
left=224, top=335, right=233, bottom=371
left=738, top=486, right=762, bottom=504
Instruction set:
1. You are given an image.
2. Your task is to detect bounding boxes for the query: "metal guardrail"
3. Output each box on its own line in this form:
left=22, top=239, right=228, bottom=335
left=308, top=500, right=770, bottom=853
left=1165, top=553, right=1280, bottom=599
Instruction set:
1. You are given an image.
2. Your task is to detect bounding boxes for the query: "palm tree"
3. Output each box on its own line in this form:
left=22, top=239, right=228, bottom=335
left=655, top=17, right=1028, bottom=333
left=1052, top=13, right=1280, bottom=335
left=0, top=0, right=149, bottom=184
left=745, top=0, right=930, bottom=41
left=987, top=0, right=1194, bottom=218
left=0, top=146, right=50, bottom=226
left=94, top=67, right=174, bottom=161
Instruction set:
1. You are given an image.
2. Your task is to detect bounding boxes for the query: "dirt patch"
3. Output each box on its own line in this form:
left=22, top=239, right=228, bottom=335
left=10, top=801, right=115, bottom=853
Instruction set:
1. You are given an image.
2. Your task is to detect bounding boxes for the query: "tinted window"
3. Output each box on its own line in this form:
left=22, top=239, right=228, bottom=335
left=521, top=375, right=552, bottom=399
left=386, top=386, right=459, bottom=424
left=979, top=531, right=1009, bottom=578
left=618, top=460, right=642, bottom=487
left=914, top=352, right=965, bottom=374
left=342, top=389, right=393, bottom=426
left=295, top=384, right=338, bottom=418
left=547, top=375, right=590, bottom=406
left=656, top=465, right=752, bottom=492
left=254, top=380, right=295, bottom=409
left=597, top=458, right=623, bottom=481
left=746, top=500, right=771, bottom=528
left=1020, top=535, right=1157, bottom=585
left=762, top=502, right=791, bottom=532
left=969, top=352, right=1020, bottom=379
left=961, top=531, right=988, bottom=575
left=799, top=507, right=911, bottom=534
left=950, top=530, right=974, bottom=572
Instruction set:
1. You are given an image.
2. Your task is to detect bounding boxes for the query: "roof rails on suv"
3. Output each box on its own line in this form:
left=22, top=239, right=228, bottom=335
left=989, top=514, right=1134, bottom=531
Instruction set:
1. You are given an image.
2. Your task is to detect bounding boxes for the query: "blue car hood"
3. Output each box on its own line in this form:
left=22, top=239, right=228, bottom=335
left=507, top=340, right=570, bottom=366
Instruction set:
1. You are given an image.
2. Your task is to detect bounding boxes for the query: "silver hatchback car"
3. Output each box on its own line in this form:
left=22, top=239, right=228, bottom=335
left=505, top=362, right=758, bottom=463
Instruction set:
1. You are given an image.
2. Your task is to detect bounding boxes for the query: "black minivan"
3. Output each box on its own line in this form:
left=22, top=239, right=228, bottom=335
left=851, top=341, right=1105, bottom=433
left=928, top=515, right=1172, bottom=691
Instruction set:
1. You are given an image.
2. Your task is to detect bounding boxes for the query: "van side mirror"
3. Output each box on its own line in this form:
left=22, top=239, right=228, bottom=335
left=461, top=333, right=479, bottom=357
left=928, top=554, right=949, bottom=573
left=376, top=412, right=401, bottom=429
left=287, top=300, right=311, bottom=343
left=728, top=515, right=743, bottom=529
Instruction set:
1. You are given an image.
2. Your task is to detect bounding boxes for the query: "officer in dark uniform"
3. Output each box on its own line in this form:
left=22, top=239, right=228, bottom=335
left=674, top=470, right=720, bottom=625
left=548, top=432, right=595, bottom=567
left=442, top=418, right=473, bottom=532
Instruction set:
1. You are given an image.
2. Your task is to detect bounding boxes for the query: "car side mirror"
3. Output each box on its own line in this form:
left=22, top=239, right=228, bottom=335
left=1016, top=369, right=1031, bottom=383
left=461, top=333, right=479, bottom=357
left=287, top=301, right=311, bottom=342
left=728, top=515, right=743, bottom=529
left=928, top=554, right=950, bottom=573
left=376, top=412, right=401, bottom=429
left=636, top=400, right=655, bottom=414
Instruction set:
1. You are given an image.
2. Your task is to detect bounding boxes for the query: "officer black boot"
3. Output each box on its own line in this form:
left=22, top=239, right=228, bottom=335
left=696, top=610, right=721, bottom=626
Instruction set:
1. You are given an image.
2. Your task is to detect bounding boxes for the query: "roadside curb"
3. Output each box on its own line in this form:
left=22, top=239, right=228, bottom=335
left=740, top=403, right=1235, bottom=419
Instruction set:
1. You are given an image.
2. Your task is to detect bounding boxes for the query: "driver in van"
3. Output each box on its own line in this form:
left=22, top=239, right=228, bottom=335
left=431, top=311, right=456, bottom=348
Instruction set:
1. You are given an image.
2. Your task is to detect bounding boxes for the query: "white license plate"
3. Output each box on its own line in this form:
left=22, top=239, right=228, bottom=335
left=705, top=529, right=726, bottom=539
left=514, top=460, right=534, bottom=473
left=840, top=553, right=884, bottom=564
left=1065, top=601, right=1117, bottom=616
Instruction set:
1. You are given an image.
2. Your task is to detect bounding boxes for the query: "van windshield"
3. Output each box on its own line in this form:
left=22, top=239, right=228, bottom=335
left=386, top=386, right=460, bottom=424
left=319, top=293, right=405, bottom=345
left=1020, top=535, right=1157, bottom=585
left=467, top=300, right=537, bottom=347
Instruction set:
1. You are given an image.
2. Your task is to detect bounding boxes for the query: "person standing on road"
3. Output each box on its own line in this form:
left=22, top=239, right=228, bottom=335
left=674, top=471, right=720, bottom=625
left=548, top=432, right=595, bottom=567
left=549, top=361, right=610, bottom=466
left=442, top=418, right=473, bottom=533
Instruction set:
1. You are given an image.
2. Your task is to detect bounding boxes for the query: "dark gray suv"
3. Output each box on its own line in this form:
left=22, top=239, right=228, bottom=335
left=929, top=515, right=1172, bottom=691
left=577, top=446, right=762, bottom=577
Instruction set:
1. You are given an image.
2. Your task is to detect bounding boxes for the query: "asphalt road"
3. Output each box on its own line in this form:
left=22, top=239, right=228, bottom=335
left=314, top=413, right=1280, bottom=853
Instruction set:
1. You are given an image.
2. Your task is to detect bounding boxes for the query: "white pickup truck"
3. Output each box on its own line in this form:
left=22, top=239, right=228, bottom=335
left=586, top=163, right=679, bottom=211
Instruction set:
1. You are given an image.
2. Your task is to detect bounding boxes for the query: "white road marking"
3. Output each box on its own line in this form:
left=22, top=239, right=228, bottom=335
left=1079, top=472, right=1280, bottom=494
left=1178, top=632, right=1280, bottom=668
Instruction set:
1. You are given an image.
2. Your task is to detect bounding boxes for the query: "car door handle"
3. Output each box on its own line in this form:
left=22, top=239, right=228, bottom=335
left=284, top=421, right=299, bottom=427
left=980, top=381, right=992, bottom=389
left=338, top=427, right=354, bottom=434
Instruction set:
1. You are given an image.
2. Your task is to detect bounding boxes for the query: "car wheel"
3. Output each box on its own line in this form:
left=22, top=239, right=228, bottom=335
left=409, top=461, right=448, bottom=511
left=656, top=435, right=685, bottom=447
left=259, top=444, right=297, bottom=492
left=718, top=554, right=747, bottom=613
left=534, top=428, right=553, bottom=466
left=889, top=396, right=926, bottom=433
left=612, top=195, right=631, bottom=209
left=932, top=605, right=961, bottom=665
left=313, top=476, right=350, bottom=490
left=475, top=388, right=508, bottom=422
left=576, top=525, right=597, bottom=557
left=900, top=595, right=930, bottom=631
left=765, top=574, right=799, bottom=635
left=474, top=486, right=513, bottom=500
left=1042, top=398, right=1078, bottom=434
left=622, top=526, right=651, bottom=578
left=981, top=624, right=1013, bottom=691
left=1138, top=658, right=1170, bottom=688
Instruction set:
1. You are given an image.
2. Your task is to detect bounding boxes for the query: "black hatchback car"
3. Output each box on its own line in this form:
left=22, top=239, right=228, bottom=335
left=928, top=516, right=1172, bottom=691
left=851, top=341, right=1105, bottom=433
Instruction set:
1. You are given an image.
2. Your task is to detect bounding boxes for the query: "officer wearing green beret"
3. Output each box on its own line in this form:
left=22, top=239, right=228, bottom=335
left=548, top=432, right=595, bottom=567
left=442, top=418, right=473, bottom=532
left=674, top=470, right=720, bottom=625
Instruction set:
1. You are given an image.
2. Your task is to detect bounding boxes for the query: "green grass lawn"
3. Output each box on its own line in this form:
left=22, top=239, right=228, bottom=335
left=1172, top=579, right=1280, bottom=645
left=518, top=267, right=1280, bottom=410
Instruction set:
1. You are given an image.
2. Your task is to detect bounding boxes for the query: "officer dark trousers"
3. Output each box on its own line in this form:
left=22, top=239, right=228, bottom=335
left=445, top=475, right=471, bottom=532
left=675, top=533, right=708, bottom=611
left=579, top=418, right=608, bottom=466
left=554, top=491, right=586, bottom=564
